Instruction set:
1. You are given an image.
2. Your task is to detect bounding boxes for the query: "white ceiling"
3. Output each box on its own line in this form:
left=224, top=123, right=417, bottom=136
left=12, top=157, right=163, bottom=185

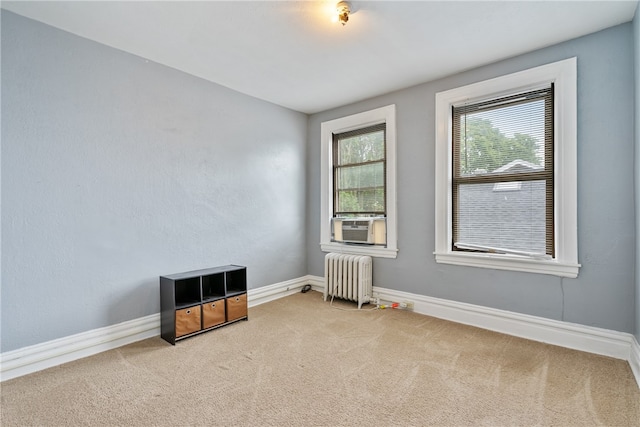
left=2, top=1, right=638, bottom=114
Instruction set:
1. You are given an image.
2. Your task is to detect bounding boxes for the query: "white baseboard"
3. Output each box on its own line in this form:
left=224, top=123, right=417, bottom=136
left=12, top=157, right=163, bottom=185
left=367, top=283, right=640, bottom=389
left=3, top=274, right=638, bottom=390
left=630, top=336, right=640, bottom=388
left=1, top=313, right=160, bottom=382
left=310, top=274, right=639, bottom=388
left=372, top=285, right=632, bottom=357
left=0, top=276, right=323, bottom=382
left=247, top=275, right=323, bottom=307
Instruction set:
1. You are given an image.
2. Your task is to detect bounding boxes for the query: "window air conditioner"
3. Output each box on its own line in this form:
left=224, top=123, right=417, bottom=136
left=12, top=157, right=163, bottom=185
left=331, top=217, right=387, bottom=245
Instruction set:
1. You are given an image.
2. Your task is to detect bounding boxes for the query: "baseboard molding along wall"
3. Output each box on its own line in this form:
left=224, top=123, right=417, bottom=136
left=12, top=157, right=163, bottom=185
left=245, top=275, right=324, bottom=307
left=368, top=283, right=640, bottom=389
left=630, top=337, right=640, bottom=388
left=0, top=275, right=320, bottom=382
left=0, top=313, right=160, bottom=382
left=2, top=274, right=638, bottom=390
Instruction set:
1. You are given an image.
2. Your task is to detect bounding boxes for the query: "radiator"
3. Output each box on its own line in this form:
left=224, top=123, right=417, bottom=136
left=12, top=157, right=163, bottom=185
left=323, top=253, right=373, bottom=309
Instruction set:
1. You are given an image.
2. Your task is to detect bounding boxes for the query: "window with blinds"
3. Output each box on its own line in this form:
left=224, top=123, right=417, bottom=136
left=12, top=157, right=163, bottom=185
left=452, top=85, right=554, bottom=258
left=333, top=123, right=386, bottom=217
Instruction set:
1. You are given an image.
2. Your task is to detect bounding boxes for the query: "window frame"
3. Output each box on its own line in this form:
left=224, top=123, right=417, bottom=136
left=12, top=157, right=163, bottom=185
left=434, top=58, right=580, bottom=278
left=321, top=105, right=398, bottom=258
left=452, top=86, right=554, bottom=258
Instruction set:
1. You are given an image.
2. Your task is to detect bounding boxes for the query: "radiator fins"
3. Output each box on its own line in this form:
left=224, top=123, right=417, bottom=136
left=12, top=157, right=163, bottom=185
left=323, top=253, right=373, bottom=309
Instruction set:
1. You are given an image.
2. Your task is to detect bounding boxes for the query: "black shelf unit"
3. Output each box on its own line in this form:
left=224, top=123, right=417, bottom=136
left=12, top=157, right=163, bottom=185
left=160, top=265, right=248, bottom=345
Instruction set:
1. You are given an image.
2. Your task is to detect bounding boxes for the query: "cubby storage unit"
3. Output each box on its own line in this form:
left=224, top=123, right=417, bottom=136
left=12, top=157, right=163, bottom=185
left=160, top=265, right=247, bottom=345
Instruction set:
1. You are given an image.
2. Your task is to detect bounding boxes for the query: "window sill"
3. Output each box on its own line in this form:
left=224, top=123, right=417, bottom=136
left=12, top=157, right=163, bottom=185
left=434, top=251, right=580, bottom=278
left=321, top=242, right=398, bottom=259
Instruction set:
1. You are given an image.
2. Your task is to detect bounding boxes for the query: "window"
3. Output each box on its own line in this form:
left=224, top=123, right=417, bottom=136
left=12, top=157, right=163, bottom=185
left=321, top=105, right=397, bottom=258
left=333, top=123, right=386, bottom=217
left=435, top=58, right=580, bottom=277
left=453, top=86, right=554, bottom=258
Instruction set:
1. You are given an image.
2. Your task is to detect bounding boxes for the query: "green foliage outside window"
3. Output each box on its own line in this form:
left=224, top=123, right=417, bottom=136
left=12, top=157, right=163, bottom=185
left=335, top=129, right=385, bottom=215
left=459, top=117, right=541, bottom=175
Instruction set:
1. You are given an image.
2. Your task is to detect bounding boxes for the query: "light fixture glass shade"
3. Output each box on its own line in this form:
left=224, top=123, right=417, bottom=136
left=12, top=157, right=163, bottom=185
left=336, top=1, right=350, bottom=26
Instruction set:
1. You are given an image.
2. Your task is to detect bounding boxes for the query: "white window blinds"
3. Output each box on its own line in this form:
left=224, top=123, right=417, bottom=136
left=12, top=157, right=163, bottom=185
left=452, top=86, right=554, bottom=258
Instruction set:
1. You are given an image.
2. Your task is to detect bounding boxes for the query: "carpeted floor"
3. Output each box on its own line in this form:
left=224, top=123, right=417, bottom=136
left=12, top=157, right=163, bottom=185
left=1, top=290, right=639, bottom=426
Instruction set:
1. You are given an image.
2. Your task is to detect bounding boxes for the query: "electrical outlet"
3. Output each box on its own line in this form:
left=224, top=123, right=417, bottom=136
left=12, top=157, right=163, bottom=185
left=399, top=301, right=414, bottom=310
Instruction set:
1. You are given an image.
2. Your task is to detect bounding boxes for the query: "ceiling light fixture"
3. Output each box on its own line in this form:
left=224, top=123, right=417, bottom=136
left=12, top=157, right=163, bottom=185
left=335, top=1, right=351, bottom=26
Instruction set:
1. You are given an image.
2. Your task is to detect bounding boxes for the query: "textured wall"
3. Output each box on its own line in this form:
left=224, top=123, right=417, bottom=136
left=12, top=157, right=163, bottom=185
left=307, top=23, right=636, bottom=334
left=1, top=11, right=307, bottom=352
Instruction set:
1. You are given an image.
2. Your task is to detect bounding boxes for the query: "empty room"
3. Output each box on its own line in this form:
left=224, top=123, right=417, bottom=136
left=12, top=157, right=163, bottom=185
left=1, top=1, right=640, bottom=425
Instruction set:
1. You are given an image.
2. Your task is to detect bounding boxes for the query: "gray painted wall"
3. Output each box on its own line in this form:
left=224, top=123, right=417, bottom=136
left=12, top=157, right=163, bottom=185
left=2, top=10, right=638, bottom=354
left=1, top=11, right=308, bottom=352
left=307, top=23, right=636, bottom=334
left=634, top=9, right=639, bottom=341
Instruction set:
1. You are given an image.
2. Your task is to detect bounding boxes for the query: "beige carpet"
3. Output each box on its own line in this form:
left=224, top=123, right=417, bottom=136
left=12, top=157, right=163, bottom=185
left=1, top=290, right=639, bottom=426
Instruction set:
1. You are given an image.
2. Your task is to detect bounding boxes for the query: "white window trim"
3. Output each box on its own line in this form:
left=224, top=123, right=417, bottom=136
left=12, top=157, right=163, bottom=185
left=320, top=105, right=398, bottom=258
left=434, top=58, right=580, bottom=278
